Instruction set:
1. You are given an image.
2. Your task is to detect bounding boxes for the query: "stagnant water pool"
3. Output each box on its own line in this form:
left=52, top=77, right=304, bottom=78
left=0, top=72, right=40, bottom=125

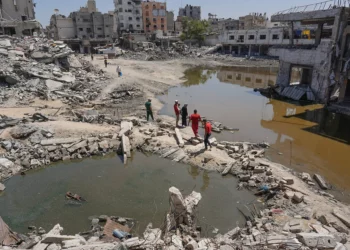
left=158, top=66, right=350, bottom=202
left=0, top=153, right=258, bottom=235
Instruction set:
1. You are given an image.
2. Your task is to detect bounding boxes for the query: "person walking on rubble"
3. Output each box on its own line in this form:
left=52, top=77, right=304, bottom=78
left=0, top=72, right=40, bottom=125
left=117, top=65, right=122, bottom=77
left=91, top=53, right=94, bottom=61
left=203, top=118, right=212, bottom=151
left=174, top=100, right=180, bottom=127
left=188, top=109, right=201, bottom=137
left=145, top=99, right=154, bottom=121
left=181, top=104, right=188, bottom=127
left=104, top=59, right=108, bottom=68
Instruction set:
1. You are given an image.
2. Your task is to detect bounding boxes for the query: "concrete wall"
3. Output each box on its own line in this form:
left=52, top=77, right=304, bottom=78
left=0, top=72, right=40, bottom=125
left=56, top=17, right=76, bottom=39
left=1, top=0, right=35, bottom=21
left=114, top=0, right=143, bottom=33
left=269, top=41, right=333, bottom=101
left=203, top=34, right=219, bottom=46
left=167, top=11, right=174, bottom=32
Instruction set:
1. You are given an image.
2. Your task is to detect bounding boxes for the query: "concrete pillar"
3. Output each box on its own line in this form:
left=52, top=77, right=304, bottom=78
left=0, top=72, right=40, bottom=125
left=258, top=45, right=261, bottom=56
left=229, top=45, right=232, bottom=53
left=248, top=45, right=252, bottom=57
left=79, top=45, right=84, bottom=54
left=277, top=61, right=292, bottom=87
left=289, top=22, right=294, bottom=45
left=238, top=45, right=241, bottom=55
left=315, top=23, right=323, bottom=46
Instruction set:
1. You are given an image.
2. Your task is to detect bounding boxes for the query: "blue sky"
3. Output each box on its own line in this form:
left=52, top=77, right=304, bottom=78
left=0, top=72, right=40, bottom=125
left=35, top=0, right=321, bottom=26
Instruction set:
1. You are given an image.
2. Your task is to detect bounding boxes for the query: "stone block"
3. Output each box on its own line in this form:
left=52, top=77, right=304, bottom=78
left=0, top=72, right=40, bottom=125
left=296, top=233, right=337, bottom=249
left=290, top=225, right=302, bottom=233
left=301, top=172, right=311, bottom=181
left=311, top=224, right=329, bottom=234
left=239, top=175, right=250, bottom=182
left=314, top=174, right=328, bottom=190
left=293, top=192, right=304, bottom=203
left=333, top=209, right=350, bottom=228
left=284, top=191, right=295, bottom=199
left=253, top=166, right=265, bottom=173
left=283, top=177, right=294, bottom=185
left=217, top=144, right=225, bottom=150
left=0, top=182, right=5, bottom=191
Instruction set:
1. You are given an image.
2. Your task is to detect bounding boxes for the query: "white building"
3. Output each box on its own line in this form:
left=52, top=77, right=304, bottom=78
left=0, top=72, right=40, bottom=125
left=114, top=0, right=143, bottom=34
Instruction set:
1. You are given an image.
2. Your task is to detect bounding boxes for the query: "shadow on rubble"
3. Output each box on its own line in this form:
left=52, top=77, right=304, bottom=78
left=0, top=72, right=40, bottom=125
left=285, top=108, right=350, bottom=145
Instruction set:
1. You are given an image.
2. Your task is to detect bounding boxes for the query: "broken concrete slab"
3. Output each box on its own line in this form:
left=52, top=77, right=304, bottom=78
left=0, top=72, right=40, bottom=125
left=45, top=79, right=63, bottom=91
left=122, top=134, right=131, bottom=164
left=0, top=183, right=5, bottom=191
left=67, top=140, right=87, bottom=153
left=283, top=177, right=294, bottom=185
left=118, top=121, right=133, bottom=138
left=174, top=128, right=184, bottom=148
left=41, top=235, right=78, bottom=244
left=311, top=224, right=330, bottom=234
left=332, top=209, right=350, bottom=228
left=162, top=148, right=180, bottom=158
left=221, top=161, right=236, bottom=176
left=296, top=233, right=337, bottom=249
left=314, top=174, right=328, bottom=190
left=10, top=125, right=37, bottom=139
left=41, top=138, right=81, bottom=146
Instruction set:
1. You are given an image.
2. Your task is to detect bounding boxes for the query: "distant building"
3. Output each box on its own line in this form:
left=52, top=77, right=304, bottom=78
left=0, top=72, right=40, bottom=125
left=208, top=14, right=239, bottom=33
left=167, top=11, right=174, bottom=33
left=114, top=0, right=143, bottom=34
left=178, top=4, right=201, bottom=20
left=79, top=0, right=98, bottom=13
left=218, top=19, right=239, bottom=32
left=48, top=0, right=116, bottom=53
left=0, top=0, right=40, bottom=36
left=141, top=1, right=167, bottom=33
left=174, top=17, right=183, bottom=34
left=239, top=13, right=267, bottom=30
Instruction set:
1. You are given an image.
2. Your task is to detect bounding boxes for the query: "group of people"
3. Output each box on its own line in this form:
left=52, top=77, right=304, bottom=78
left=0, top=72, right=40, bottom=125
left=145, top=99, right=212, bottom=151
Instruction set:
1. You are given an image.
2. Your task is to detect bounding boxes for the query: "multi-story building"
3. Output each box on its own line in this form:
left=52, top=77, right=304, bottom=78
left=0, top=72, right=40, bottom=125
left=141, top=0, right=167, bottom=33
left=218, top=19, right=239, bottom=32
left=48, top=0, right=116, bottom=53
left=178, top=4, right=201, bottom=20
left=239, top=13, right=267, bottom=30
left=0, top=0, right=40, bottom=36
left=166, top=11, right=174, bottom=33
left=0, top=0, right=35, bottom=21
left=114, top=0, right=143, bottom=34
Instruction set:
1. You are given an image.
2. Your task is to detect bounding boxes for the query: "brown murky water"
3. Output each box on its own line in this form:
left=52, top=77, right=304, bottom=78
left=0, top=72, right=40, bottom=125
left=159, top=66, right=350, bottom=201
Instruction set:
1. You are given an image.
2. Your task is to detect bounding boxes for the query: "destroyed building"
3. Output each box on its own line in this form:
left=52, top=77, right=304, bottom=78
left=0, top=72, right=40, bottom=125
left=239, top=13, right=268, bottom=30
left=178, top=4, right=201, bottom=20
left=48, top=0, right=116, bottom=53
left=166, top=11, right=174, bottom=33
left=268, top=3, right=350, bottom=108
left=142, top=0, right=167, bottom=33
left=114, top=0, right=143, bottom=34
left=0, top=0, right=41, bottom=36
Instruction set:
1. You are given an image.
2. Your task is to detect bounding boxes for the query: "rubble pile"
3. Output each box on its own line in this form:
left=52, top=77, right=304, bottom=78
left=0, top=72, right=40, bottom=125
left=0, top=36, right=108, bottom=107
left=0, top=124, right=122, bottom=181
left=109, top=84, right=143, bottom=102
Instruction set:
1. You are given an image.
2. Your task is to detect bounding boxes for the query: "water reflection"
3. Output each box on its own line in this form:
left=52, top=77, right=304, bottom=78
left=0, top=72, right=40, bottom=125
left=158, top=66, right=350, bottom=195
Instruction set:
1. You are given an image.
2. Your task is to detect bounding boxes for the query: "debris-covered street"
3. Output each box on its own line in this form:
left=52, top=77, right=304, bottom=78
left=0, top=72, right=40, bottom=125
left=1, top=0, right=350, bottom=249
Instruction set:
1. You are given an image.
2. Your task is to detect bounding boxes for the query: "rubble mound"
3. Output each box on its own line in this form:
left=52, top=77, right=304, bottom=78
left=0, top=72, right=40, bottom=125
left=0, top=36, right=109, bottom=107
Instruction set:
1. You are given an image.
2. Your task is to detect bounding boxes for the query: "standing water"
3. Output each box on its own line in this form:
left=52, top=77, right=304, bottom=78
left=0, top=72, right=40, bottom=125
left=158, top=66, right=350, bottom=201
left=0, top=153, right=257, bottom=235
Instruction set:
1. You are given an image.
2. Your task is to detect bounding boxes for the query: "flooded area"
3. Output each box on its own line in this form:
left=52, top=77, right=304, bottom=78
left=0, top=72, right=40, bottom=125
left=158, top=66, right=350, bottom=200
left=0, top=153, right=257, bottom=235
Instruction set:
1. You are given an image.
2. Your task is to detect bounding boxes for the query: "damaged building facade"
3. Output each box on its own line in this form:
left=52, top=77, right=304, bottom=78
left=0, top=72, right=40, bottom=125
left=48, top=0, right=116, bottom=53
left=0, top=0, right=41, bottom=36
left=268, top=4, right=350, bottom=106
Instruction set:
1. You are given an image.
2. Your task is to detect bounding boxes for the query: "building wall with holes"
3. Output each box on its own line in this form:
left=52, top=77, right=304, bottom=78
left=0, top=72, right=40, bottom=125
left=1, top=0, right=35, bottom=21
left=141, top=1, right=167, bottom=33
left=114, top=0, right=143, bottom=33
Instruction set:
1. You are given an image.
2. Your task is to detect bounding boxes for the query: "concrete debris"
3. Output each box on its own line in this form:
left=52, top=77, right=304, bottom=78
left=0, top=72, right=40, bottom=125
left=296, top=233, right=337, bottom=249
left=314, top=174, right=329, bottom=190
left=10, top=125, right=37, bottom=139
left=0, top=37, right=108, bottom=107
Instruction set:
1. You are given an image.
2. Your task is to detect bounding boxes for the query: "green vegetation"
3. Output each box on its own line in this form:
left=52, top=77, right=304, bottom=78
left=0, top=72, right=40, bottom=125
left=180, top=17, right=209, bottom=46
